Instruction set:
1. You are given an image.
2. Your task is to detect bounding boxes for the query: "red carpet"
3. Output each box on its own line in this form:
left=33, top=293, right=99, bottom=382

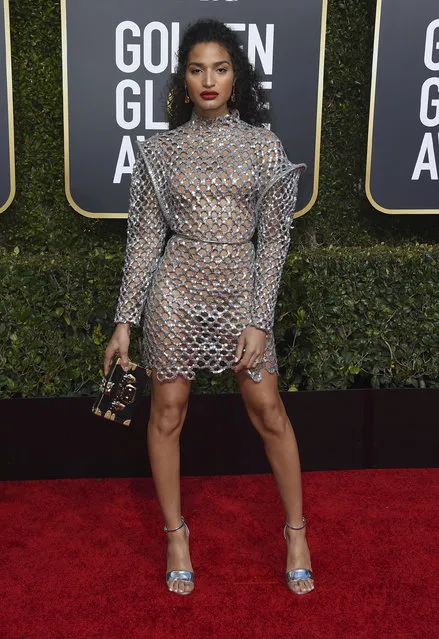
left=1, top=469, right=438, bottom=639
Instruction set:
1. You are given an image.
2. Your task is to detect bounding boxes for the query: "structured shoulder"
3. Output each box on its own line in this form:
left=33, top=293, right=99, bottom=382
left=257, top=127, right=285, bottom=153
left=252, top=126, right=306, bottom=195
left=136, top=130, right=170, bottom=152
left=135, top=130, right=180, bottom=169
left=240, top=122, right=281, bottom=144
left=240, top=125, right=286, bottom=163
left=255, top=128, right=290, bottom=178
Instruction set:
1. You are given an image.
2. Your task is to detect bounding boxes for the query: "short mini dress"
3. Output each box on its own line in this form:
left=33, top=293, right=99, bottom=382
left=114, top=108, right=305, bottom=383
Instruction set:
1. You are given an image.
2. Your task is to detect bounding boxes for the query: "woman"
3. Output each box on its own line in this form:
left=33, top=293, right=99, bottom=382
left=104, top=18, right=314, bottom=597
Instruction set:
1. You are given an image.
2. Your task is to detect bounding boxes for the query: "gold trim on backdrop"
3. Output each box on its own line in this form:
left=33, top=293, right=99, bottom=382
left=62, top=0, right=327, bottom=219
left=61, top=0, right=116, bottom=218
left=366, top=0, right=439, bottom=215
left=294, top=0, right=328, bottom=218
left=0, top=0, right=15, bottom=215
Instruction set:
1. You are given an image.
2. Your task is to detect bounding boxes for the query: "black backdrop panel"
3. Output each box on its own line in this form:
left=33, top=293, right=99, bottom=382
left=62, top=0, right=327, bottom=217
left=0, top=0, right=14, bottom=214
left=2, top=390, right=438, bottom=481
left=367, top=0, right=439, bottom=213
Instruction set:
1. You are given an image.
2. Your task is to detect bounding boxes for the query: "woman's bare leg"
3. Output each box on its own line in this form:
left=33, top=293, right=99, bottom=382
left=235, top=369, right=314, bottom=594
left=147, top=370, right=193, bottom=593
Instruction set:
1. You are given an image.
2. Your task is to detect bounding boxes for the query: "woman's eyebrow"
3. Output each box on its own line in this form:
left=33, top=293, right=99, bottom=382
left=187, top=60, right=231, bottom=68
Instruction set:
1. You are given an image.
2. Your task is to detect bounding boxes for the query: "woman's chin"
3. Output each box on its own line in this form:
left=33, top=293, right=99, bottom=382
left=193, top=101, right=229, bottom=117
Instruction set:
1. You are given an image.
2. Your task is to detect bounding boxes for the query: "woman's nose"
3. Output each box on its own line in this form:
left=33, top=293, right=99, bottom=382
left=202, top=71, right=215, bottom=88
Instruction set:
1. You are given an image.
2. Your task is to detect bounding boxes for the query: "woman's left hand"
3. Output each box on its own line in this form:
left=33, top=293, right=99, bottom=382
left=233, top=325, right=266, bottom=373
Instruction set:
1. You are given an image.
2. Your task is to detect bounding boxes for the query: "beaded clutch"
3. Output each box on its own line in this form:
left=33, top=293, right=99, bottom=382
left=92, top=358, right=150, bottom=426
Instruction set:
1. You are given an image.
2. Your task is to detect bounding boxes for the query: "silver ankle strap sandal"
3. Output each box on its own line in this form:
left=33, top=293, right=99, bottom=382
left=164, top=516, right=195, bottom=595
left=284, top=516, right=314, bottom=594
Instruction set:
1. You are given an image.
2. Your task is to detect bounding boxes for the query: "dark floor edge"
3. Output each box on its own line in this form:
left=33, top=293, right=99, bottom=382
left=1, top=389, right=438, bottom=480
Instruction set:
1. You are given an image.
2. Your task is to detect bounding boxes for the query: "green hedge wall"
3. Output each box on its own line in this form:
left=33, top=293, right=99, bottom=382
left=2, top=0, right=439, bottom=398
left=3, top=244, right=439, bottom=398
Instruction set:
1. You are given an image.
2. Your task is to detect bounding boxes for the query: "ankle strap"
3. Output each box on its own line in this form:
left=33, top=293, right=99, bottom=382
left=285, top=516, right=307, bottom=531
left=164, top=515, right=185, bottom=533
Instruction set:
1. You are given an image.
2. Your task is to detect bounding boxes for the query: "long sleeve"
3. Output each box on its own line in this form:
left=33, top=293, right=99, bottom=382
left=114, top=150, right=168, bottom=326
left=250, top=134, right=305, bottom=333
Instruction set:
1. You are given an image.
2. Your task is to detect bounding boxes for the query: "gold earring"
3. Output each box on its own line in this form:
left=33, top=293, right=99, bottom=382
left=184, top=86, right=190, bottom=104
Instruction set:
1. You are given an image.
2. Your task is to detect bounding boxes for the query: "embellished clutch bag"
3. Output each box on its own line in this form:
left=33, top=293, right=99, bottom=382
left=92, top=358, right=150, bottom=426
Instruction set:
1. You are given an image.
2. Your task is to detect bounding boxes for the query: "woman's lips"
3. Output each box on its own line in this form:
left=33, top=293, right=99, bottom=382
left=200, top=92, right=219, bottom=100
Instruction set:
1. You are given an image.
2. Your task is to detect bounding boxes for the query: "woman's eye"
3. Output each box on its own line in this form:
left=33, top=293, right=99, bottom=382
left=190, top=69, right=201, bottom=74
left=217, top=68, right=227, bottom=73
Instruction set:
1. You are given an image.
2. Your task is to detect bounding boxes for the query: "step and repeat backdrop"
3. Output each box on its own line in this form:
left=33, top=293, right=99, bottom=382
left=61, top=0, right=328, bottom=218
left=1, top=1, right=438, bottom=216
left=0, top=0, right=14, bottom=214
left=367, top=0, right=439, bottom=214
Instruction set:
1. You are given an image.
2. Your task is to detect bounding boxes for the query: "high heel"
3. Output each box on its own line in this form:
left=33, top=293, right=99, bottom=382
left=164, top=515, right=195, bottom=595
left=284, top=516, right=314, bottom=595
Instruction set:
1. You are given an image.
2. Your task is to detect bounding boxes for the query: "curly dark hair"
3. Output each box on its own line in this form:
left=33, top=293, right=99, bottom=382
left=167, top=19, right=269, bottom=130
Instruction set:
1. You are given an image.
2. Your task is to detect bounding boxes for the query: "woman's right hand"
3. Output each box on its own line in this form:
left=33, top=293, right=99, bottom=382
left=104, top=323, right=131, bottom=375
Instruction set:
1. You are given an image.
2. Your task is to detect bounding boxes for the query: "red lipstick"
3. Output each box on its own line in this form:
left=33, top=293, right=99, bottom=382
left=200, top=91, right=218, bottom=100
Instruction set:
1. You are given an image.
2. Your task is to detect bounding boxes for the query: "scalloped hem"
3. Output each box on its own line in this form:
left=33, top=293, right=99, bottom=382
left=144, top=361, right=278, bottom=384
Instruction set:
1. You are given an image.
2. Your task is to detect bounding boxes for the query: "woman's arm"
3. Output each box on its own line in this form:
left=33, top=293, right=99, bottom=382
left=250, top=135, right=305, bottom=334
left=234, top=136, right=304, bottom=374
left=104, top=150, right=167, bottom=374
left=114, top=150, right=168, bottom=326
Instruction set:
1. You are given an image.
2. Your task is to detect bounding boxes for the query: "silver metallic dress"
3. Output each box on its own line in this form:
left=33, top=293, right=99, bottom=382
left=114, top=109, right=305, bottom=383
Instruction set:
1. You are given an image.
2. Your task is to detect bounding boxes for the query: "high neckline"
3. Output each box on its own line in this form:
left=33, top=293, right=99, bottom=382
left=190, top=108, right=240, bottom=128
